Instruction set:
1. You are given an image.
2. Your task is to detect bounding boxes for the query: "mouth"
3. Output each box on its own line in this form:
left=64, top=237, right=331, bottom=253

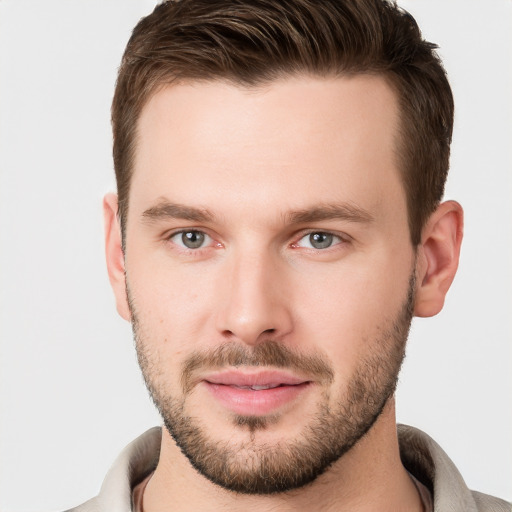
left=202, top=370, right=312, bottom=416
left=222, top=383, right=291, bottom=390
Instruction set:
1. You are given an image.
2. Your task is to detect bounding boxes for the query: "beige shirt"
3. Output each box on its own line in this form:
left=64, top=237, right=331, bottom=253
left=132, top=474, right=151, bottom=512
left=66, top=425, right=511, bottom=512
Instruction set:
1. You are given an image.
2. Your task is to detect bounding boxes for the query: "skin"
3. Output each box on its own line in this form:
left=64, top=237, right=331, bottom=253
left=104, top=75, right=463, bottom=511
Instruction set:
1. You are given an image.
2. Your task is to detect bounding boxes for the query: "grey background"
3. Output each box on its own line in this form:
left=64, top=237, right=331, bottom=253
left=1, top=1, right=511, bottom=510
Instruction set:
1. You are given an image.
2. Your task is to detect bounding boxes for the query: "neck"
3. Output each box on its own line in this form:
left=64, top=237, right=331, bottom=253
left=143, top=399, right=423, bottom=512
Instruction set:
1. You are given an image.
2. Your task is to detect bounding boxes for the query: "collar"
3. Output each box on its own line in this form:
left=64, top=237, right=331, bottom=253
left=87, top=424, right=508, bottom=512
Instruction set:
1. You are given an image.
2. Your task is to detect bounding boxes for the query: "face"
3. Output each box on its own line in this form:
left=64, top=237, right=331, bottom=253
left=122, top=76, right=417, bottom=494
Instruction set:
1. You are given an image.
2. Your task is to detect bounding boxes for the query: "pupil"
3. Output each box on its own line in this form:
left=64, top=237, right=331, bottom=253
left=310, top=232, right=332, bottom=249
left=182, top=231, right=204, bottom=248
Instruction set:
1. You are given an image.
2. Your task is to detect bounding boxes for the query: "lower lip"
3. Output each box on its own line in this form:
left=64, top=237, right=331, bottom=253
left=204, top=382, right=311, bottom=416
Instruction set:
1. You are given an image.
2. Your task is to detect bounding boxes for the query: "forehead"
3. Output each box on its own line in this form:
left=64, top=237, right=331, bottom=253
left=130, top=75, right=404, bottom=223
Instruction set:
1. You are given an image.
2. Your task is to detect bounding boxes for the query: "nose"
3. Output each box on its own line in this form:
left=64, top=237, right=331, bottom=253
left=215, top=249, right=293, bottom=345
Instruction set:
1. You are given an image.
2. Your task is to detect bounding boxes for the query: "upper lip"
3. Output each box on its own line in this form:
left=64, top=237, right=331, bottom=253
left=203, top=370, right=309, bottom=387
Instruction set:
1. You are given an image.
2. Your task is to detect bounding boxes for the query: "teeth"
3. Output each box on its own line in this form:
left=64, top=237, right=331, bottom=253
left=234, top=384, right=280, bottom=390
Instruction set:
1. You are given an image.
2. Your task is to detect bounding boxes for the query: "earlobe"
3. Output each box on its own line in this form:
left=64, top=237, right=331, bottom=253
left=414, top=200, right=464, bottom=318
left=103, top=193, right=131, bottom=321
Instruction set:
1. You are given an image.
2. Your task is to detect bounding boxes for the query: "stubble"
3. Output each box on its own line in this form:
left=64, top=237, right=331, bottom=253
left=129, top=273, right=415, bottom=494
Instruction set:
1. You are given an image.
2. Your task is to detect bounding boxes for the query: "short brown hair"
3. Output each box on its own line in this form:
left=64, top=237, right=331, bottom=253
left=112, top=0, right=453, bottom=245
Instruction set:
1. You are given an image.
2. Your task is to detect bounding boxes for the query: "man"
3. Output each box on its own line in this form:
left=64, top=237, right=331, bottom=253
left=66, top=0, right=508, bottom=511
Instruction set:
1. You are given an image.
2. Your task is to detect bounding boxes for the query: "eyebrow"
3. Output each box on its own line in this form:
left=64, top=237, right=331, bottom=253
left=286, top=203, right=374, bottom=224
left=141, top=199, right=374, bottom=226
left=142, top=200, right=214, bottom=223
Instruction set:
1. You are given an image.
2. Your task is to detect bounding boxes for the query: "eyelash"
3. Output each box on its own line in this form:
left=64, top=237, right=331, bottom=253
left=291, top=230, right=349, bottom=251
left=165, top=228, right=349, bottom=253
left=166, top=229, right=218, bottom=252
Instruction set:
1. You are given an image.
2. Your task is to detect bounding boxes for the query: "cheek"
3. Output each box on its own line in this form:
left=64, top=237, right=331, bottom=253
left=127, top=257, right=216, bottom=354
left=291, top=252, right=412, bottom=364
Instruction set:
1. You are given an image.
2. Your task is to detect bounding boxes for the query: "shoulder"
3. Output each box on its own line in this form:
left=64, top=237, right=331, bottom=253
left=64, top=496, right=101, bottom=512
left=470, top=490, right=511, bottom=512
left=63, top=427, right=162, bottom=512
left=397, top=424, right=511, bottom=512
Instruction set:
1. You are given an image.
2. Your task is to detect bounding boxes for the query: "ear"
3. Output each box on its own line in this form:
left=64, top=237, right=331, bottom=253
left=414, top=200, right=464, bottom=318
left=103, top=193, right=131, bottom=321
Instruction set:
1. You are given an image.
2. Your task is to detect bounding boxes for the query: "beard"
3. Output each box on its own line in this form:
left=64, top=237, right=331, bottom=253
left=129, top=273, right=415, bottom=495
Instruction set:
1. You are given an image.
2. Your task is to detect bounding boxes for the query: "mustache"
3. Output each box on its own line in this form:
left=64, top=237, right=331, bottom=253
left=181, top=340, right=334, bottom=394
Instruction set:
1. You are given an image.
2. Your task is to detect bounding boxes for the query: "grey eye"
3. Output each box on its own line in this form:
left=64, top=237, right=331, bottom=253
left=295, top=231, right=342, bottom=250
left=309, top=232, right=334, bottom=249
left=182, top=231, right=205, bottom=248
left=171, top=230, right=209, bottom=249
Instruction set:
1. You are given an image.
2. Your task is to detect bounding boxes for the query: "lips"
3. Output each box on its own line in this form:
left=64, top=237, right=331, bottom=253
left=202, top=370, right=311, bottom=416
left=205, top=370, right=307, bottom=387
